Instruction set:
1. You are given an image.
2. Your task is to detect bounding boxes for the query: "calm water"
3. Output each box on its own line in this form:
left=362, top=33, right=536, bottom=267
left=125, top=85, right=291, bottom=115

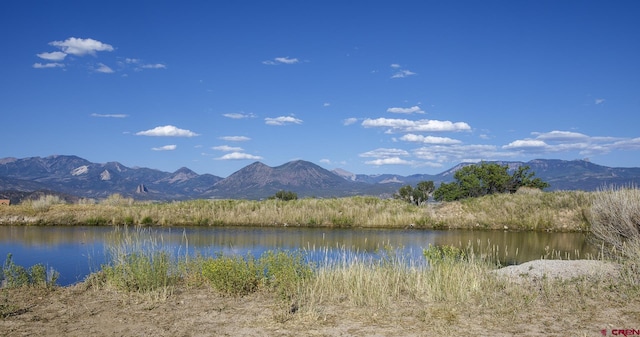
left=0, top=225, right=599, bottom=286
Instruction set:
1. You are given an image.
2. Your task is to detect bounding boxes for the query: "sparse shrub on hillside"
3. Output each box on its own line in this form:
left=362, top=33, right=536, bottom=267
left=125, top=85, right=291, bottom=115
left=24, top=194, right=65, bottom=212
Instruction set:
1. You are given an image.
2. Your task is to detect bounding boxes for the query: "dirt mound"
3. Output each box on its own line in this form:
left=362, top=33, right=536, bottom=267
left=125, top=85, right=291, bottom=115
left=494, top=259, right=620, bottom=281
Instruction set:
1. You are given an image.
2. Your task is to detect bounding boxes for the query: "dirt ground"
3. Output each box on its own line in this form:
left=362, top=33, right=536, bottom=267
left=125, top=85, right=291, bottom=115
left=2, top=262, right=640, bottom=337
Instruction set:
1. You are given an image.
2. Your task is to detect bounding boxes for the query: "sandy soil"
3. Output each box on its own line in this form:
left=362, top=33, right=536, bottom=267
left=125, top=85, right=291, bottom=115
left=2, top=260, right=639, bottom=337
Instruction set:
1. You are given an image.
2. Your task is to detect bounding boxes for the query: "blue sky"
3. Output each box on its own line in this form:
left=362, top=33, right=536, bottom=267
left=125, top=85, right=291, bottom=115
left=1, top=1, right=639, bottom=177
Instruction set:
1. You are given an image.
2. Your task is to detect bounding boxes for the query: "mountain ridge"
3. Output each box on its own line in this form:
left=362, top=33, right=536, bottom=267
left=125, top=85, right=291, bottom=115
left=1, top=155, right=640, bottom=201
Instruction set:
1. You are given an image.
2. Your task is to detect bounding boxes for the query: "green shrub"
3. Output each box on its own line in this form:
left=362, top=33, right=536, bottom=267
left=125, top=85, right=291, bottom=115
left=1, top=254, right=58, bottom=288
left=423, top=245, right=467, bottom=265
left=259, top=250, right=312, bottom=300
left=101, top=251, right=175, bottom=292
left=201, top=254, right=260, bottom=296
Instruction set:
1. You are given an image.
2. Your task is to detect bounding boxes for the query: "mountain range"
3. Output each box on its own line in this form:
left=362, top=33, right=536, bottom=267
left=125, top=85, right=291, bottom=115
left=1, top=155, right=640, bottom=203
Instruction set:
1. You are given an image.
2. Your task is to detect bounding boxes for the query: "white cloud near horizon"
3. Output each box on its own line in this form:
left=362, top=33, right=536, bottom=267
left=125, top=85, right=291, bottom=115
left=365, top=157, right=413, bottom=166
left=215, top=152, right=263, bottom=160
left=152, top=144, right=177, bottom=151
left=49, top=37, right=114, bottom=56
left=362, top=118, right=471, bottom=133
left=136, top=125, right=199, bottom=137
left=387, top=106, right=424, bottom=114
left=213, top=145, right=244, bottom=152
left=262, top=56, right=299, bottom=65
left=265, top=116, right=303, bottom=126
left=359, top=148, right=410, bottom=158
left=399, top=134, right=462, bottom=144
left=502, top=130, right=635, bottom=156
left=91, top=113, right=128, bottom=118
left=220, top=136, right=251, bottom=142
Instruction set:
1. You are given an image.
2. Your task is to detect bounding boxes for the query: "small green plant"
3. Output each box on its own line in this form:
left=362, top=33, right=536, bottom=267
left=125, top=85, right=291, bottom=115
left=140, top=216, right=154, bottom=225
left=423, top=244, right=467, bottom=265
left=101, top=251, right=176, bottom=292
left=1, top=254, right=58, bottom=288
left=259, top=250, right=312, bottom=300
left=201, top=254, right=260, bottom=296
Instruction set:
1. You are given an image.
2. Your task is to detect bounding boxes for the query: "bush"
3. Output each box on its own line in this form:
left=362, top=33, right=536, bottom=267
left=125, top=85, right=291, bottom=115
left=26, top=195, right=65, bottom=212
left=269, top=190, right=298, bottom=201
left=101, top=251, right=176, bottom=292
left=590, top=185, right=640, bottom=255
left=434, top=162, right=549, bottom=201
left=201, top=254, right=260, bottom=296
left=1, top=254, right=58, bottom=288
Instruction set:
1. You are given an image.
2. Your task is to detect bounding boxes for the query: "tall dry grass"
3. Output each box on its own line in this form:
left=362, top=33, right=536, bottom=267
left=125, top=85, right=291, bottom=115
left=0, top=192, right=593, bottom=231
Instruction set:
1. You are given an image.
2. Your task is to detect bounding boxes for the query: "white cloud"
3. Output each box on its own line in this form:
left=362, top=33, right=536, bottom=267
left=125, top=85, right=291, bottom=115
left=141, top=63, right=167, bottom=69
left=343, top=118, right=358, bottom=126
left=365, top=157, right=412, bottom=166
left=136, top=125, right=199, bottom=137
left=265, top=116, right=303, bottom=126
left=412, top=144, right=512, bottom=163
left=359, top=148, right=410, bottom=158
left=387, top=106, right=424, bottom=114
left=212, top=145, right=244, bottom=152
left=33, top=62, right=64, bottom=69
left=595, top=98, right=605, bottom=105
left=49, top=37, right=114, bottom=56
left=37, top=51, right=67, bottom=61
left=361, top=118, right=471, bottom=133
left=399, top=134, right=462, bottom=144
left=533, top=130, right=589, bottom=142
left=91, top=113, right=128, bottom=118
left=220, top=136, right=251, bottom=142
left=223, top=112, right=256, bottom=119
left=152, top=144, right=177, bottom=151
left=391, top=69, right=416, bottom=78
left=95, top=63, right=114, bottom=73
left=503, top=139, right=548, bottom=150
left=389, top=64, right=416, bottom=78
left=216, top=152, right=263, bottom=160
left=323, top=102, right=331, bottom=107
left=262, top=56, right=299, bottom=65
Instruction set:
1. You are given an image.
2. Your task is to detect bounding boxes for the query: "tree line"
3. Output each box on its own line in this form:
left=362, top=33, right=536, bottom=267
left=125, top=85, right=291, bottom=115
left=394, top=162, right=549, bottom=204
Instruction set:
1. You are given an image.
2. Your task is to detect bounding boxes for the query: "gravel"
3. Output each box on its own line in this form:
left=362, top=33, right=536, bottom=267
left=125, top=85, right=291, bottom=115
left=494, top=259, right=620, bottom=282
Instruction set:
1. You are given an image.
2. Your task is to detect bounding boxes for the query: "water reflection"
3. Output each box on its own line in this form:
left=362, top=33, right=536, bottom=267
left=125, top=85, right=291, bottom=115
left=0, top=225, right=598, bottom=286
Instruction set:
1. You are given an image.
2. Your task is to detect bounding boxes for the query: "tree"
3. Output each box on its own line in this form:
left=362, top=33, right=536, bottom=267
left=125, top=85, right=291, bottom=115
left=394, top=181, right=435, bottom=205
left=433, top=162, right=549, bottom=201
left=269, top=190, right=298, bottom=201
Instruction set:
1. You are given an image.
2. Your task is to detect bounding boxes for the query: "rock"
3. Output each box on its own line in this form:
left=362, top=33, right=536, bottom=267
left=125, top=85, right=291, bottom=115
left=135, top=184, right=148, bottom=194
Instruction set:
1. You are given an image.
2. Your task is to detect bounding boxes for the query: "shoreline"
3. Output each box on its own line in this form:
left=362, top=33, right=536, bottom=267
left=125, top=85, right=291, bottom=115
left=0, top=191, right=593, bottom=231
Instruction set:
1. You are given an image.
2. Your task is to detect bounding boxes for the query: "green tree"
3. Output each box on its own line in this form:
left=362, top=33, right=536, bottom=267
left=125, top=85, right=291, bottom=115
left=269, top=190, right=298, bottom=201
left=433, top=162, right=549, bottom=201
left=394, top=181, right=435, bottom=205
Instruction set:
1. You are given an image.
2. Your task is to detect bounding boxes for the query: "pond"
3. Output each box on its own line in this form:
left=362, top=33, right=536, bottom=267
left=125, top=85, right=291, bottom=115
left=0, top=225, right=599, bottom=286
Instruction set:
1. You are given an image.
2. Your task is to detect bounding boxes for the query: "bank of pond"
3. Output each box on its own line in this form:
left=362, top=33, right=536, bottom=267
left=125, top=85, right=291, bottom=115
left=0, top=225, right=599, bottom=286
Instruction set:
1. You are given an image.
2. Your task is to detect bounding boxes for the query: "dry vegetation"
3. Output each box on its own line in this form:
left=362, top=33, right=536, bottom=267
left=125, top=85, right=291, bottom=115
left=0, top=190, right=592, bottom=231
left=2, top=188, right=640, bottom=336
